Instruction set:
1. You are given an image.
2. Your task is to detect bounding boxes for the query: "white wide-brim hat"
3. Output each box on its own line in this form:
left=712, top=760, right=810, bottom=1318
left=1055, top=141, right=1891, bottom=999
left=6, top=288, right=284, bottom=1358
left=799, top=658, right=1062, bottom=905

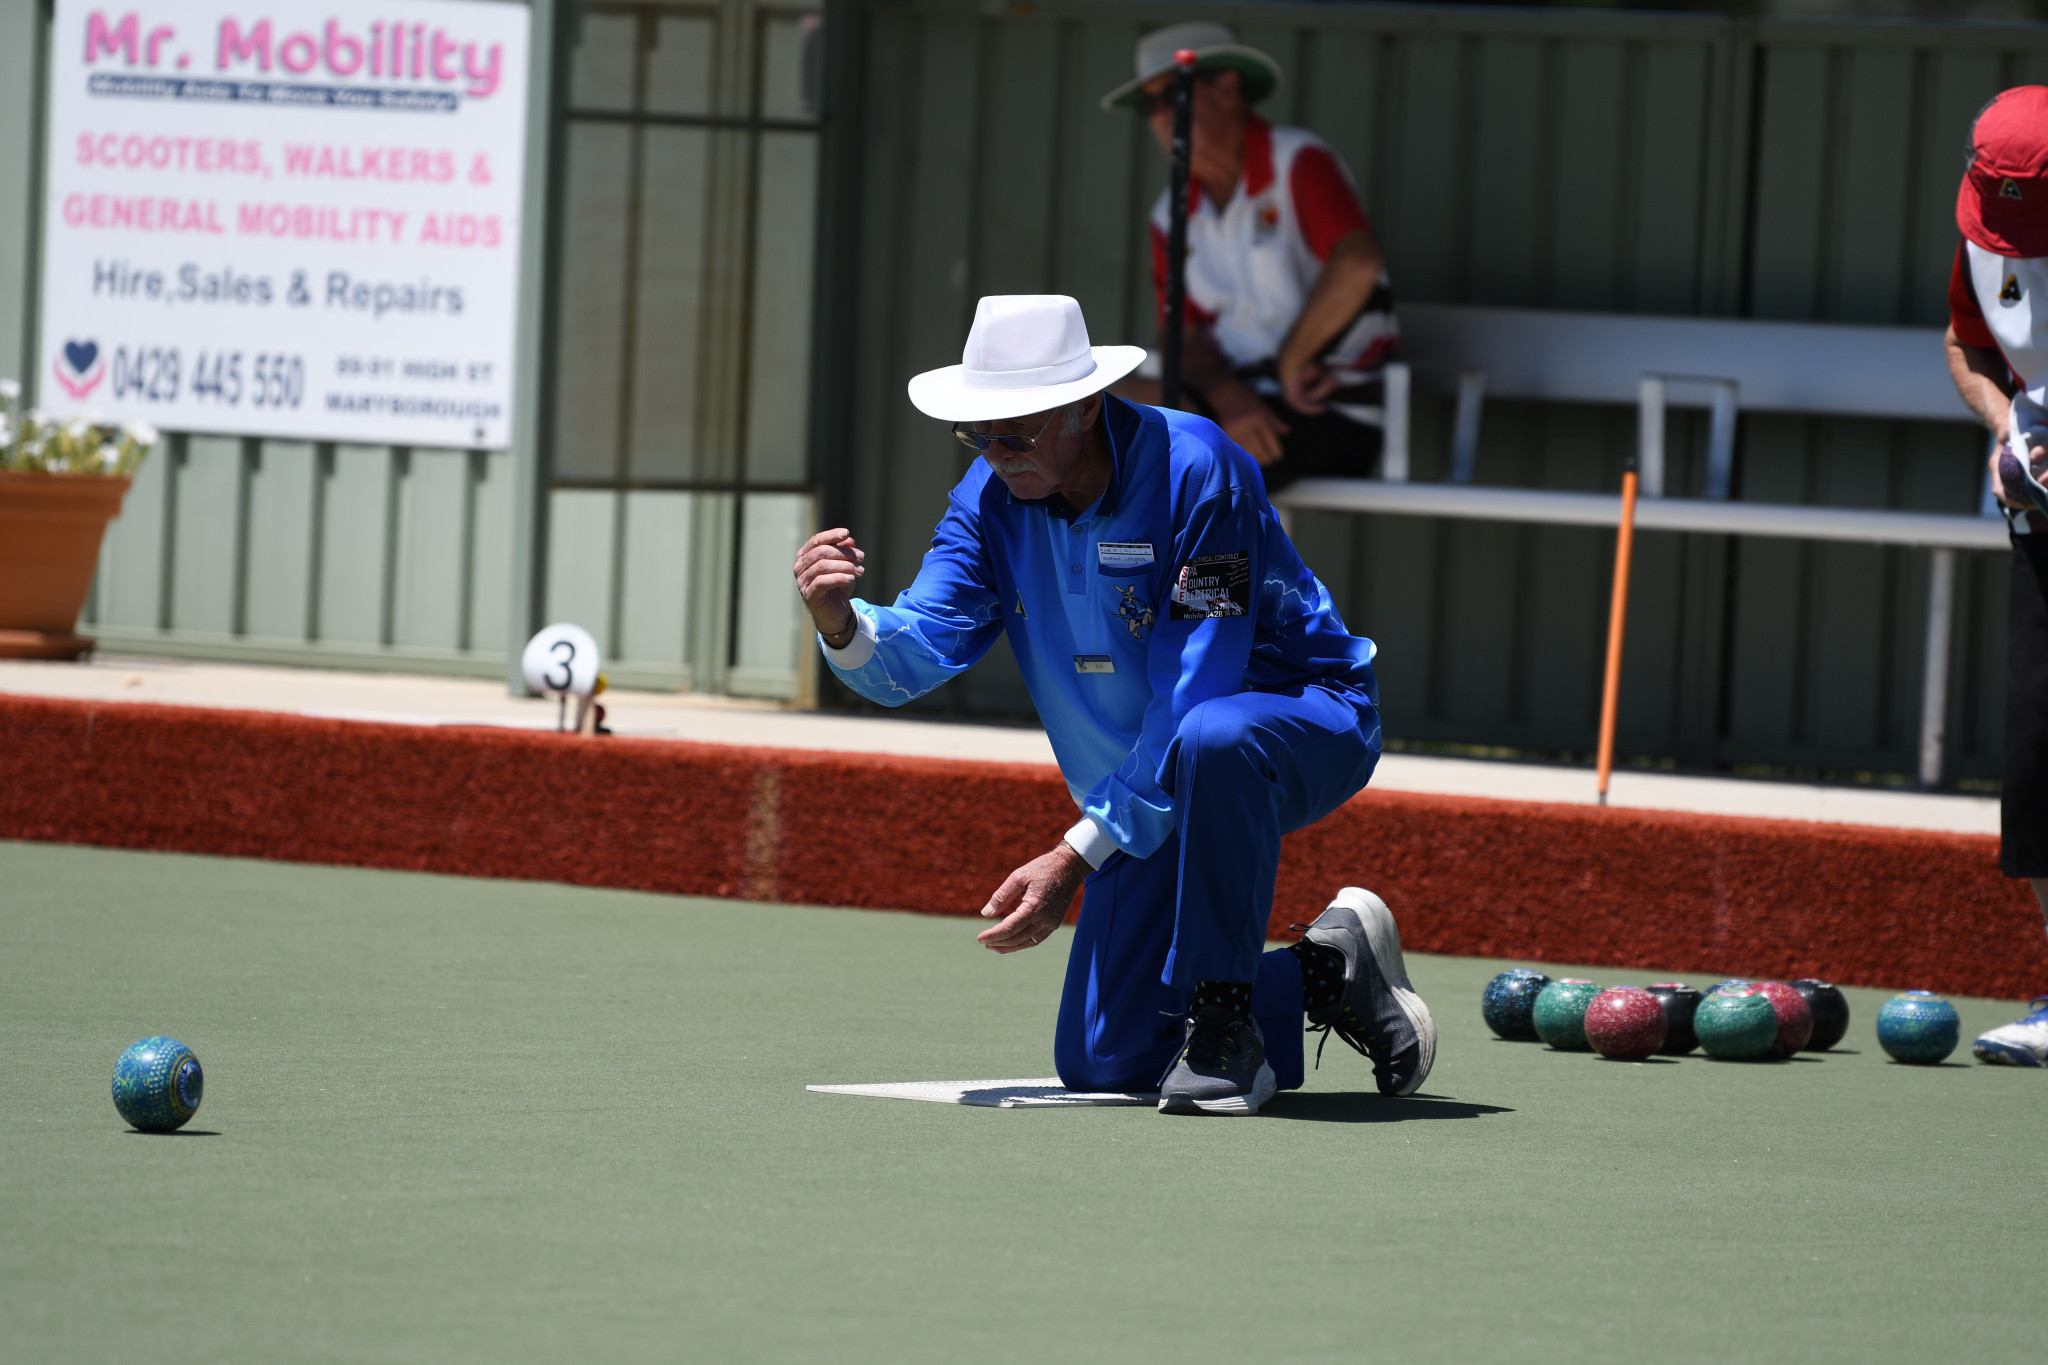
left=1099, top=21, right=1283, bottom=111
left=907, top=294, right=1145, bottom=423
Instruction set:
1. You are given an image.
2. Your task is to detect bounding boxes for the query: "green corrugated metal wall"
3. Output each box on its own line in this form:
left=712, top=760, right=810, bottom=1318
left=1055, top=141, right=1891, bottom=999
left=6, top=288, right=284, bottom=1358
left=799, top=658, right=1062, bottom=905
left=819, top=0, right=2048, bottom=783
left=83, top=437, right=518, bottom=678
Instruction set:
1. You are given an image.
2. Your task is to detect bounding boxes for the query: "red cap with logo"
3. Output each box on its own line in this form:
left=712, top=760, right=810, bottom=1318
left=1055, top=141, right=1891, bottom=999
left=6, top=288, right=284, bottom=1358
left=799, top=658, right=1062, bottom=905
left=1959, top=86, right=2048, bottom=258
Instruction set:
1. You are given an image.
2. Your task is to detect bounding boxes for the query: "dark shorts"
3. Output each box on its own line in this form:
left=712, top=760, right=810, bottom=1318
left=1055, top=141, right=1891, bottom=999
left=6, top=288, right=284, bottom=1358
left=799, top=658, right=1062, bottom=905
left=1255, top=394, right=1384, bottom=496
left=2005, top=530, right=2048, bottom=877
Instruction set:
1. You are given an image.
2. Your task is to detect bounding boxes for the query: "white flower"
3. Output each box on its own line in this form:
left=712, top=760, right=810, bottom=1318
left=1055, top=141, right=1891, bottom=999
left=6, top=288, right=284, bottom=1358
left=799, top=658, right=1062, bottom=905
left=0, top=378, right=18, bottom=400
left=126, top=421, right=158, bottom=447
left=64, top=415, right=89, bottom=440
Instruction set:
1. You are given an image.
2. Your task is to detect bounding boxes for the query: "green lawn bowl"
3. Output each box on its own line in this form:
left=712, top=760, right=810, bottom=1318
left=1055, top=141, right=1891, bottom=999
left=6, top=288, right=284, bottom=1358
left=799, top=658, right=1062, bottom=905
left=1531, top=978, right=1602, bottom=1050
left=1694, top=989, right=1781, bottom=1059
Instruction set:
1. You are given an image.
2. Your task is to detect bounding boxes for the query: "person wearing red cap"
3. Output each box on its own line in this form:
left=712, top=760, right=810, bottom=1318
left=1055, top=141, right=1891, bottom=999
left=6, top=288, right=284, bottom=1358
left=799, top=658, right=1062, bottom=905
left=1102, top=22, right=1396, bottom=494
left=1945, top=84, right=2048, bottom=1066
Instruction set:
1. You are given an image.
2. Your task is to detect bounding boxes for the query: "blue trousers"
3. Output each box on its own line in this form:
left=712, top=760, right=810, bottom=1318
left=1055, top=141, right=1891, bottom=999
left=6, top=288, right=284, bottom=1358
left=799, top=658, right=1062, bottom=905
left=1053, top=684, right=1381, bottom=1093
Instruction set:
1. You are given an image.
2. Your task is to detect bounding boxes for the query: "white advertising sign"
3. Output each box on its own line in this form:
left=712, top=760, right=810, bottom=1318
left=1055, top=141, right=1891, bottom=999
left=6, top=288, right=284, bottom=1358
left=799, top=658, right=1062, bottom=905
left=39, top=0, right=530, bottom=448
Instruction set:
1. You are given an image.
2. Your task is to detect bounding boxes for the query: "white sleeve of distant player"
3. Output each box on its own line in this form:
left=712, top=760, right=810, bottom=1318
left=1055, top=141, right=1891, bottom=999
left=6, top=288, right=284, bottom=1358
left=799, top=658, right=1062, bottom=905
left=2011, top=390, right=2048, bottom=461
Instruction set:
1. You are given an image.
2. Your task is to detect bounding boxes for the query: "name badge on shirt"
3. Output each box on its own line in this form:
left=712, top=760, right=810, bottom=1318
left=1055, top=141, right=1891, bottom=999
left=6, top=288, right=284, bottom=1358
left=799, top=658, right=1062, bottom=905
left=1254, top=199, right=1281, bottom=242
left=1097, top=541, right=1153, bottom=568
left=1074, top=655, right=1115, bottom=674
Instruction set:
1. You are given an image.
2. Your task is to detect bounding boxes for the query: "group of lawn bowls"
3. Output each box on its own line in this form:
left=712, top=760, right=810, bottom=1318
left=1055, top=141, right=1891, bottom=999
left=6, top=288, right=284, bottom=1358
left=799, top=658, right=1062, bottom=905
left=1482, top=972, right=1963, bottom=1064
left=96, top=977, right=1962, bottom=1139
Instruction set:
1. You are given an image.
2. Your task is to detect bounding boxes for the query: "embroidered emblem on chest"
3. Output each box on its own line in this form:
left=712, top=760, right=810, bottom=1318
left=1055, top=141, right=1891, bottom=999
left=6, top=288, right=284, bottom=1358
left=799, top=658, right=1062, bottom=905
left=2002, top=273, right=2023, bottom=305
left=1115, top=584, right=1156, bottom=640
left=1254, top=200, right=1281, bottom=242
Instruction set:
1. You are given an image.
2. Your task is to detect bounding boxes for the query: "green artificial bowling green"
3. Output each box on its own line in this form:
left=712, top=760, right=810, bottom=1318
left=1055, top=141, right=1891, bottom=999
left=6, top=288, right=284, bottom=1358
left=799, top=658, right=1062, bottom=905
left=1694, top=990, right=1781, bottom=1059
left=1531, top=978, right=1602, bottom=1050
left=4, top=840, right=2044, bottom=1364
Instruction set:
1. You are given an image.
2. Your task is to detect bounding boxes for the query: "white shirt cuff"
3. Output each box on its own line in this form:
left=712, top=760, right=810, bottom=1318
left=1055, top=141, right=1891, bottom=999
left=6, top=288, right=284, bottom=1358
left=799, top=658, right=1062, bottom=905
left=1062, top=816, right=1117, bottom=870
left=818, top=610, right=876, bottom=669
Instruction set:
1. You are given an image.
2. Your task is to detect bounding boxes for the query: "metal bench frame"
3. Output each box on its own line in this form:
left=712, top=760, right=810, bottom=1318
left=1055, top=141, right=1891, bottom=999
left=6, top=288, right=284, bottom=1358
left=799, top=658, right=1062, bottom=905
left=1274, top=302, right=2007, bottom=787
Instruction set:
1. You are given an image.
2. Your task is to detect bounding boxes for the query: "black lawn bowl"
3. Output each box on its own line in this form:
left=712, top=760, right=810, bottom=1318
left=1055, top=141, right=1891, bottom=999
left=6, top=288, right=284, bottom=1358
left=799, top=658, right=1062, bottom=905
left=1791, top=978, right=1851, bottom=1051
left=1645, top=982, right=1704, bottom=1055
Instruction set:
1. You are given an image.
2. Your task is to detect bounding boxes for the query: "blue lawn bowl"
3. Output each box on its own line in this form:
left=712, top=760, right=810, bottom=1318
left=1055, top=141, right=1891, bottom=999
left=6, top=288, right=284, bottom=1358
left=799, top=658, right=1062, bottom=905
left=112, top=1037, right=204, bottom=1132
left=1876, top=991, right=1960, bottom=1065
left=1482, top=969, right=1552, bottom=1040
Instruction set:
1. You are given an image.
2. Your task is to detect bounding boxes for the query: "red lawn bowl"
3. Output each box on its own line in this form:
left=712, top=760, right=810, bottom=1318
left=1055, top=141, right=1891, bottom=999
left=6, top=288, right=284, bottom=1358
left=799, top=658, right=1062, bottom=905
left=1582, top=986, right=1668, bottom=1060
left=1750, top=981, right=1814, bottom=1054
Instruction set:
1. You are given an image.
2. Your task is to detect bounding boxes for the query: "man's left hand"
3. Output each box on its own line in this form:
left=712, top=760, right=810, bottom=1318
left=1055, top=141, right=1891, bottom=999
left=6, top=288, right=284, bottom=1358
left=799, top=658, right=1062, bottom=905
left=976, top=843, right=1088, bottom=953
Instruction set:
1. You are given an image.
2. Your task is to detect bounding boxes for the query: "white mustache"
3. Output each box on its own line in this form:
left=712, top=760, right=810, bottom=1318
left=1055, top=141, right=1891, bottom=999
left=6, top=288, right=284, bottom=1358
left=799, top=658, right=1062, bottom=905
left=990, top=457, right=1036, bottom=476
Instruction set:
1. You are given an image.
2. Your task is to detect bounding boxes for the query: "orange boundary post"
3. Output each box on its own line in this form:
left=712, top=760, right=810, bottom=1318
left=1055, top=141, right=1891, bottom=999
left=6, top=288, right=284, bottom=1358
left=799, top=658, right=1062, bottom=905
left=1596, top=462, right=1641, bottom=806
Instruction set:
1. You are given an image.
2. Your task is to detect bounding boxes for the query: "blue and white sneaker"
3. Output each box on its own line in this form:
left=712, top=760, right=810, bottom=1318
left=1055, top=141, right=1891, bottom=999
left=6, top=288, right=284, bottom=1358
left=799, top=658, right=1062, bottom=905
left=1973, top=994, right=2048, bottom=1067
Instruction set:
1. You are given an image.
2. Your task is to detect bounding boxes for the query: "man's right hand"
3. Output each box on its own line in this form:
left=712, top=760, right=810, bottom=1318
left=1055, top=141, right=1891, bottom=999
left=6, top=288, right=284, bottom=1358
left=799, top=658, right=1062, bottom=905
left=1176, top=323, right=1290, bottom=466
left=794, top=527, right=865, bottom=641
left=976, top=843, right=1088, bottom=954
left=1204, top=382, right=1290, bottom=466
left=1220, top=404, right=1291, bottom=466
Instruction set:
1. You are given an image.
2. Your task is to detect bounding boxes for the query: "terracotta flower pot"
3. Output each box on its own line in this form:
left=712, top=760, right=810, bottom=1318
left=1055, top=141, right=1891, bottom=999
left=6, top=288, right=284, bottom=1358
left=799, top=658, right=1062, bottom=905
left=0, top=471, right=131, bottom=659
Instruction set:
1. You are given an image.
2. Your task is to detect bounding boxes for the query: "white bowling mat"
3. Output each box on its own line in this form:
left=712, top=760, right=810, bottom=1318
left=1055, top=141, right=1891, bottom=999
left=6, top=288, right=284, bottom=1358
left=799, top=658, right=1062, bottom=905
left=807, top=1078, right=1156, bottom=1108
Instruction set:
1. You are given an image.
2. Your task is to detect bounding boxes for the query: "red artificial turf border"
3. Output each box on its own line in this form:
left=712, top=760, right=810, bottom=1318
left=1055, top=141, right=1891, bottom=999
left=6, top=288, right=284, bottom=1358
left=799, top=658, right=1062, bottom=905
left=3, top=694, right=2040, bottom=999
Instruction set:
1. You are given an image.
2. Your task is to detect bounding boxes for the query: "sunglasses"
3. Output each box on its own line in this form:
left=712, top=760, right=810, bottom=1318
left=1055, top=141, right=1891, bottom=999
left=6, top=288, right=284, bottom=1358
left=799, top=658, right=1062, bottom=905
left=954, top=411, right=1057, bottom=453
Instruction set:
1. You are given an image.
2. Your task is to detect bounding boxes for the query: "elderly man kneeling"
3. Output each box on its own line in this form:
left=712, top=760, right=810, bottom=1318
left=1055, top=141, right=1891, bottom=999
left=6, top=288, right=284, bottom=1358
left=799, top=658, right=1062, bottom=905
left=792, top=295, right=1434, bottom=1114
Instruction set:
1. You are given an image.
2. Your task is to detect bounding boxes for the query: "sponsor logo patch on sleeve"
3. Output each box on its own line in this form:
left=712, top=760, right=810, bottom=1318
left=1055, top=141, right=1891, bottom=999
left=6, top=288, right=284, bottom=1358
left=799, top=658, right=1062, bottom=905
left=1169, top=551, right=1251, bottom=620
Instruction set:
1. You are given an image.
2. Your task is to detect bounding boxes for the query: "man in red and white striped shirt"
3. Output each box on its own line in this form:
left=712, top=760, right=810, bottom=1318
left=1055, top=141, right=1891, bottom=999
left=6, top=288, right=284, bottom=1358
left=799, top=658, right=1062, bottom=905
left=1103, top=23, right=1395, bottom=493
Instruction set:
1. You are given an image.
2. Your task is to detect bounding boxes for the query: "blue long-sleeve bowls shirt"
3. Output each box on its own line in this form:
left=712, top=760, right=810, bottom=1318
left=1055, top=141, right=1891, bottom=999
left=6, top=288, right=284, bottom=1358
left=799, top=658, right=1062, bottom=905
left=822, top=396, right=1379, bottom=866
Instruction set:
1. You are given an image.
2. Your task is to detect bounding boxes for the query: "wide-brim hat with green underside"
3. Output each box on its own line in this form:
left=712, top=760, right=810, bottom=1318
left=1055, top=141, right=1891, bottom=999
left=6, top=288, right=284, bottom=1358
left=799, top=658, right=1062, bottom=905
left=1099, top=21, right=1283, bottom=111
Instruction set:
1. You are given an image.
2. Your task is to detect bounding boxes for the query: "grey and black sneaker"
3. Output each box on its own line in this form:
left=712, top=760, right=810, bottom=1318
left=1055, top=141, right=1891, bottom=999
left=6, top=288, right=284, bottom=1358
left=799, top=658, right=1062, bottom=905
left=1158, top=1006, right=1277, bottom=1116
left=1300, top=887, right=1436, bottom=1096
